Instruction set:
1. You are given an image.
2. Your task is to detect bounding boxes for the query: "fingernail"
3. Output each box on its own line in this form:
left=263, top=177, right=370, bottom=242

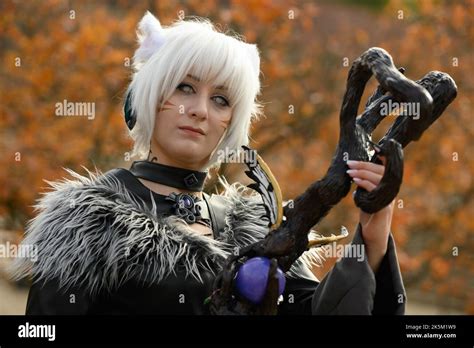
left=346, top=169, right=356, bottom=175
left=353, top=178, right=361, bottom=182
left=347, top=160, right=357, bottom=165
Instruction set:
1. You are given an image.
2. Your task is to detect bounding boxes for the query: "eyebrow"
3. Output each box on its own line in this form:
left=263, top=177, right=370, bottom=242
left=186, top=74, right=228, bottom=91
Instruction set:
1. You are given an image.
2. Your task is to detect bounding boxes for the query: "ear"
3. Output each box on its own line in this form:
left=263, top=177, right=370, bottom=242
left=133, top=11, right=166, bottom=68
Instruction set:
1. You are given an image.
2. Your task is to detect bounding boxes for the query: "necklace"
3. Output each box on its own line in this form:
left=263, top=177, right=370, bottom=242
left=165, top=192, right=206, bottom=225
left=129, top=161, right=211, bottom=228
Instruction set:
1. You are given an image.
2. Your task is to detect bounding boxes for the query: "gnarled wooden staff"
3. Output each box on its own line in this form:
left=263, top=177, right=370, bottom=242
left=209, top=47, right=457, bottom=315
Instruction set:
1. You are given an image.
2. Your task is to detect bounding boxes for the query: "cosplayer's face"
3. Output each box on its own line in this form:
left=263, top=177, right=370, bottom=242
left=151, top=74, right=232, bottom=170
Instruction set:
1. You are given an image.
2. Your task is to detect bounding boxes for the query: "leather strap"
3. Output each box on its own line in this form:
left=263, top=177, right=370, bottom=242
left=202, top=193, right=228, bottom=239
left=129, top=160, right=208, bottom=192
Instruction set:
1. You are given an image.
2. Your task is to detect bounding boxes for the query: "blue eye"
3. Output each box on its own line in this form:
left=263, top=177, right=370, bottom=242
left=177, top=83, right=194, bottom=94
left=213, top=95, right=230, bottom=107
left=177, top=82, right=231, bottom=107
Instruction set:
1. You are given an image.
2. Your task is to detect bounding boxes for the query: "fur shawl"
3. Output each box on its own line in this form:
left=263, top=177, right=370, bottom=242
left=10, top=168, right=320, bottom=296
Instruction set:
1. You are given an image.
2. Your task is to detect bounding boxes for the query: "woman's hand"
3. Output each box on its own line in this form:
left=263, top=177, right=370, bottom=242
left=346, top=157, right=395, bottom=273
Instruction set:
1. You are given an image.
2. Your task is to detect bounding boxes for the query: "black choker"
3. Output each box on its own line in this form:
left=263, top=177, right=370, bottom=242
left=129, top=161, right=207, bottom=192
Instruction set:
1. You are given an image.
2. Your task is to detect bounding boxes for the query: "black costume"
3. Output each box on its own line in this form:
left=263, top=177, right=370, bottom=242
left=14, top=13, right=454, bottom=315
left=11, top=162, right=406, bottom=315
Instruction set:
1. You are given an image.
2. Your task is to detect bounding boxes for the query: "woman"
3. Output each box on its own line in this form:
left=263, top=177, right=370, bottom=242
left=11, top=12, right=405, bottom=315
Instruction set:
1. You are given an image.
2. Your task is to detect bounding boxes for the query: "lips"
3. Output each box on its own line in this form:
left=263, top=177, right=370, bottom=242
left=178, top=126, right=205, bottom=135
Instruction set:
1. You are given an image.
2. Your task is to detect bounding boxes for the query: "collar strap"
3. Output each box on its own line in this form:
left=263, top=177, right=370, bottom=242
left=129, top=161, right=207, bottom=192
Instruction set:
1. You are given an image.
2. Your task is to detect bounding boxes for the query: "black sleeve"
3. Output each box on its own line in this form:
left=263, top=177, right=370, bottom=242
left=311, top=223, right=406, bottom=315
left=372, top=233, right=406, bottom=314
left=278, top=276, right=319, bottom=315
left=26, top=278, right=92, bottom=315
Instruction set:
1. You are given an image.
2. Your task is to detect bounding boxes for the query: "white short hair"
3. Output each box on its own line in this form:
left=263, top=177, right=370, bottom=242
left=127, top=12, right=262, bottom=170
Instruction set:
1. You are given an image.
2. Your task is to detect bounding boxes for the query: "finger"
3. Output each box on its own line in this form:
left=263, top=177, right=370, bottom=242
left=353, top=177, right=377, bottom=192
left=347, top=169, right=383, bottom=185
left=347, top=160, right=385, bottom=176
left=347, top=160, right=385, bottom=175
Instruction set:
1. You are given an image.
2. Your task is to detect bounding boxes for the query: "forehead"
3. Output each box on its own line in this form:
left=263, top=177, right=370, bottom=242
left=185, top=74, right=227, bottom=90
left=182, top=53, right=246, bottom=104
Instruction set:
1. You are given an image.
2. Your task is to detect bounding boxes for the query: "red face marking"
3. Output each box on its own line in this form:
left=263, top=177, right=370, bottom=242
left=157, top=100, right=175, bottom=112
left=219, top=117, right=231, bottom=130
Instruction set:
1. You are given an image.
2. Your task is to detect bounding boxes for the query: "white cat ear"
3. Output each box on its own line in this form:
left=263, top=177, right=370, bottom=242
left=133, top=11, right=166, bottom=68
left=246, top=44, right=260, bottom=77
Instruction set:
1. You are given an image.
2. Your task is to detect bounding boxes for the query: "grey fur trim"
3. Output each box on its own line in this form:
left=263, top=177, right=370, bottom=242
left=10, top=168, right=321, bottom=294
left=9, top=169, right=265, bottom=294
left=218, top=177, right=270, bottom=249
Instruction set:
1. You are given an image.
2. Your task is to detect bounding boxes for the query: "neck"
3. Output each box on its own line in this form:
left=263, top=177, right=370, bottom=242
left=147, top=146, right=207, bottom=171
left=129, top=152, right=208, bottom=198
left=137, top=178, right=204, bottom=199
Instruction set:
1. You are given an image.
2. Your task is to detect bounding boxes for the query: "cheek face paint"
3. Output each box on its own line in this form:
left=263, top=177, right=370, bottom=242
left=219, top=116, right=231, bottom=130
left=157, top=100, right=176, bottom=112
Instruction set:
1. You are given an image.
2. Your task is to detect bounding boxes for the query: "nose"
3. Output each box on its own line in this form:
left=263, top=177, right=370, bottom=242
left=187, top=93, right=208, bottom=120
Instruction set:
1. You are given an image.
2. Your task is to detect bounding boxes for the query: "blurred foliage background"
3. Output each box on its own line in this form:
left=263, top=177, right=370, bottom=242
left=0, top=0, right=472, bottom=313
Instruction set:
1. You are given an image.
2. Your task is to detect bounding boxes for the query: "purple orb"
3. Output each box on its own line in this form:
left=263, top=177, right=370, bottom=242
left=181, top=195, right=193, bottom=208
left=235, top=257, right=286, bottom=304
